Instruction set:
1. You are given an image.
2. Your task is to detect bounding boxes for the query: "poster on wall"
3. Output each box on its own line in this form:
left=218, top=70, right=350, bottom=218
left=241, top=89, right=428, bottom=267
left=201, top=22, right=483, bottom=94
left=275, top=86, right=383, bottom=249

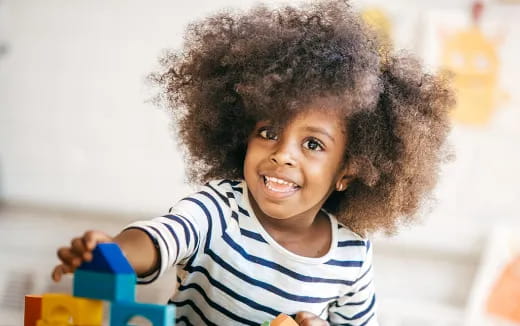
left=421, top=4, right=509, bottom=127
left=420, top=3, right=520, bottom=325
left=418, top=3, right=520, bottom=224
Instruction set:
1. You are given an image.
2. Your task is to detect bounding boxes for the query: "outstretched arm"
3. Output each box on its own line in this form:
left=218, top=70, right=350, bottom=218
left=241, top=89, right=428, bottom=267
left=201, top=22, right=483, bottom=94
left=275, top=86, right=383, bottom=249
left=52, top=228, right=158, bottom=281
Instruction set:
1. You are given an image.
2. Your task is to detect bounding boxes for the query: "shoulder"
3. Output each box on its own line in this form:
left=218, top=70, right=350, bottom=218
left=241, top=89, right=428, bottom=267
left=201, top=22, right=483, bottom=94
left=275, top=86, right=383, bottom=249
left=335, top=220, right=373, bottom=261
left=205, top=179, right=244, bottom=193
left=202, top=179, right=245, bottom=202
left=169, top=179, right=241, bottom=212
left=336, top=222, right=367, bottom=242
left=190, top=179, right=246, bottom=214
left=169, top=179, right=245, bottom=226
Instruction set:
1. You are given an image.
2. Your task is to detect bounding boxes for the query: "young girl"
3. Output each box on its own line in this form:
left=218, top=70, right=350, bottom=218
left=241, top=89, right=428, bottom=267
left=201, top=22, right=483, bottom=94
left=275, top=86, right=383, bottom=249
left=51, top=1, right=453, bottom=325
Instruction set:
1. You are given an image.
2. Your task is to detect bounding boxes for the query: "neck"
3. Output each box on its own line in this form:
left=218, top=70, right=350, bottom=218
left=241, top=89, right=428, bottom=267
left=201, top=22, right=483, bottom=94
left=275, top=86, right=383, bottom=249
left=246, top=190, right=333, bottom=258
left=247, top=191, right=323, bottom=235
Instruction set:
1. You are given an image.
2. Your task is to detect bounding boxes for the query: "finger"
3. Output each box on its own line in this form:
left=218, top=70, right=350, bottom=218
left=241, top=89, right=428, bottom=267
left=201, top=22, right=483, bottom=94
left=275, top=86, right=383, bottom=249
left=71, top=237, right=93, bottom=262
left=294, top=312, right=329, bottom=326
left=51, top=265, right=62, bottom=282
left=82, top=230, right=111, bottom=251
left=70, top=238, right=88, bottom=257
left=57, top=247, right=82, bottom=266
left=51, top=264, right=73, bottom=282
left=295, top=312, right=316, bottom=323
left=297, top=318, right=329, bottom=326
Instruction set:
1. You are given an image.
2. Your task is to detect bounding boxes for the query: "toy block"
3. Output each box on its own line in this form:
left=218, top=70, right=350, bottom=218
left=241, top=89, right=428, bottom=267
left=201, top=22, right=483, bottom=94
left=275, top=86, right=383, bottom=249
left=78, top=243, right=134, bottom=274
left=35, top=320, right=69, bottom=326
left=270, top=314, right=298, bottom=326
left=25, top=294, right=42, bottom=326
left=73, top=269, right=136, bottom=302
left=35, top=320, right=58, bottom=326
left=110, top=301, right=175, bottom=326
left=39, top=293, right=102, bottom=326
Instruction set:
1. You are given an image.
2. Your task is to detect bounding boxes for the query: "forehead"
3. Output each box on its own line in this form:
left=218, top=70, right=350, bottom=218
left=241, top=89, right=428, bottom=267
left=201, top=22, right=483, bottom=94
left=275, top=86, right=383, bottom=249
left=282, top=108, right=348, bottom=147
left=281, top=97, right=347, bottom=134
left=288, top=108, right=345, bottom=132
left=259, top=96, right=346, bottom=124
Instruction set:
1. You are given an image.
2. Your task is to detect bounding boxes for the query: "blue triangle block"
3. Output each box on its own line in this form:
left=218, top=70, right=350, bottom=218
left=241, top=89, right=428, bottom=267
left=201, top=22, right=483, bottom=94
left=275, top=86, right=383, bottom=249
left=78, top=243, right=135, bottom=274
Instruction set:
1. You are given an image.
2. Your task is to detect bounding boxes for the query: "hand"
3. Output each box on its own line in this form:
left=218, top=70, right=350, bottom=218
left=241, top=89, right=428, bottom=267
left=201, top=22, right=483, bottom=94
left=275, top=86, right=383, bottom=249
left=295, top=311, right=329, bottom=326
left=52, top=230, right=113, bottom=281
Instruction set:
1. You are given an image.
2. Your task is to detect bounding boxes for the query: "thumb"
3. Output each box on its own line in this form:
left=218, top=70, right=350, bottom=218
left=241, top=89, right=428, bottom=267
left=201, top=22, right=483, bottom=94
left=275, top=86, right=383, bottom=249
left=82, top=230, right=113, bottom=251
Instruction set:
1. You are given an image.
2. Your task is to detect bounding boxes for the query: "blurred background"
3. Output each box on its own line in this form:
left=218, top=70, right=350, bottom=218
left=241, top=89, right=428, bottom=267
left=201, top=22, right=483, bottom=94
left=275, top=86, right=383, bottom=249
left=1, top=0, right=519, bottom=325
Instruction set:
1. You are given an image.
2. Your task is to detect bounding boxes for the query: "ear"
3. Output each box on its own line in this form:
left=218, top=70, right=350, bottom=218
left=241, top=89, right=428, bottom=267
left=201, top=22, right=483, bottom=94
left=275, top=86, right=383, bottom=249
left=335, top=162, right=357, bottom=192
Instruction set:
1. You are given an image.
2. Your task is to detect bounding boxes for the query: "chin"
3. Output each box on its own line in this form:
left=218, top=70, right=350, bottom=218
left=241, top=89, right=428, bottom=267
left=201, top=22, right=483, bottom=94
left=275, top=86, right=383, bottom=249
left=256, top=202, right=296, bottom=220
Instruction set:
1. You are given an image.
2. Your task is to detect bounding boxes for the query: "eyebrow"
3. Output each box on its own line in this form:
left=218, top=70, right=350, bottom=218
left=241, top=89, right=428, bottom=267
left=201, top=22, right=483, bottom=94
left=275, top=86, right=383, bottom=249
left=303, top=126, right=336, bottom=143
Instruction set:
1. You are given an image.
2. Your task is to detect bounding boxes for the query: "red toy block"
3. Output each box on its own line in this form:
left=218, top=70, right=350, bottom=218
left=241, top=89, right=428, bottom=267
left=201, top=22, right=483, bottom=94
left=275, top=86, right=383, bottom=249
left=24, top=294, right=42, bottom=326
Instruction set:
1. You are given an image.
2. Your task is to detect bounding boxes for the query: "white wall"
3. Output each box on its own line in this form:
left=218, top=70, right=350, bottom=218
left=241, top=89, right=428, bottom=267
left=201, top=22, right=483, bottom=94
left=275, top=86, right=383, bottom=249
left=0, top=0, right=444, bottom=214
left=2, top=1, right=520, bottom=325
left=0, top=0, right=292, bottom=214
left=2, top=0, right=520, bottom=221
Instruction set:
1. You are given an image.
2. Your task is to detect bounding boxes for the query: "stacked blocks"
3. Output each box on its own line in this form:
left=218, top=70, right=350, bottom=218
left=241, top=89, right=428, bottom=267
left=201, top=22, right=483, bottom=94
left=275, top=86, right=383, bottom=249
left=73, top=244, right=136, bottom=302
left=25, top=243, right=175, bottom=326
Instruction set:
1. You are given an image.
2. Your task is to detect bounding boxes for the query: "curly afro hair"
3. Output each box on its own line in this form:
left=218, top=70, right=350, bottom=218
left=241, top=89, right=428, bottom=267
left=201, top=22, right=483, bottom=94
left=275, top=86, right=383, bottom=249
left=151, top=0, right=454, bottom=235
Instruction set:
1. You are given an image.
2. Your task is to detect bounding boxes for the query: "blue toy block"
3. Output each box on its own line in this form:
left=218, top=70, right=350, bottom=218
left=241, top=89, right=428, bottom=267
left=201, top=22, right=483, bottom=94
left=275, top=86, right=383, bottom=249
left=73, top=269, right=136, bottom=302
left=78, top=243, right=134, bottom=274
left=110, top=301, right=175, bottom=326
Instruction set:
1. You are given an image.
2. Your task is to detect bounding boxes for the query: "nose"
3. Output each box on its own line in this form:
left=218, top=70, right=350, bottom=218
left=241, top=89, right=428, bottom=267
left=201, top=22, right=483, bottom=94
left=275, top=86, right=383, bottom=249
left=269, top=141, right=297, bottom=167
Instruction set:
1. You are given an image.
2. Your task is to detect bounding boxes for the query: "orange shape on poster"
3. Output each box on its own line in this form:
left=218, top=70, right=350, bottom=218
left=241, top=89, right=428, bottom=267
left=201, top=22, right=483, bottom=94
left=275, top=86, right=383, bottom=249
left=487, top=256, right=520, bottom=322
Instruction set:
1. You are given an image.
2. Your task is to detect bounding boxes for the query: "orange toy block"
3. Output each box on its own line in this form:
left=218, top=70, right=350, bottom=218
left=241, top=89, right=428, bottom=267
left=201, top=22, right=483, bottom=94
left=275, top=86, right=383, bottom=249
left=487, top=256, right=520, bottom=322
left=24, top=295, right=43, bottom=326
left=38, top=293, right=103, bottom=326
left=271, top=313, right=298, bottom=326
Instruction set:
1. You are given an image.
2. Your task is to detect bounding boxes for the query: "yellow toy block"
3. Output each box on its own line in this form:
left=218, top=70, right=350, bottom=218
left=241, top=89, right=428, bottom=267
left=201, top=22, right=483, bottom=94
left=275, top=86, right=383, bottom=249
left=36, top=320, right=69, bottom=326
left=39, top=293, right=102, bottom=326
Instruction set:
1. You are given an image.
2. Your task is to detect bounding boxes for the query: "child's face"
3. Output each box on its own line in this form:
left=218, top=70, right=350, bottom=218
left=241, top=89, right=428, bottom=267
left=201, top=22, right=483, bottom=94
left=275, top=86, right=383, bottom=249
left=244, top=105, right=349, bottom=222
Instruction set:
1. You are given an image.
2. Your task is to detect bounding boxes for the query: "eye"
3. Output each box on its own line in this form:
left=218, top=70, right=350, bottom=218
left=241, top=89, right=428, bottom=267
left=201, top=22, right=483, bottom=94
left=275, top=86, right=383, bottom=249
left=258, top=127, right=278, bottom=140
left=303, top=138, right=324, bottom=151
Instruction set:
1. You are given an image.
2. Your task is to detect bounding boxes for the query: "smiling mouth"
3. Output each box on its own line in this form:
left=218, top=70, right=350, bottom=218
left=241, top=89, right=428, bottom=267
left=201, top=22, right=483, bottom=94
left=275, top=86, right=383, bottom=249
left=262, top=175, right=300, bottom=193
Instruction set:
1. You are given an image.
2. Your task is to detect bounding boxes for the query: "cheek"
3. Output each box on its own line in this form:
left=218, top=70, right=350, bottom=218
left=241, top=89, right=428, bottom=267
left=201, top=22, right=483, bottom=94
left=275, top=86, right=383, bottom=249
left=245, top=141, right=268, bottom=163
left=305, top=159, right=339, bottom=187
left=243, top=152, right=253, bottom=176
left=243, top=145, right=262, bottom=174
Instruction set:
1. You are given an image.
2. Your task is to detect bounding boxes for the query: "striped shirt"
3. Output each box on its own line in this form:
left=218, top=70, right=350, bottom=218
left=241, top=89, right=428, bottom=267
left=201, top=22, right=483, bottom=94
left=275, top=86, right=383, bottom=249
left=126, top=180, right=378, bottom=325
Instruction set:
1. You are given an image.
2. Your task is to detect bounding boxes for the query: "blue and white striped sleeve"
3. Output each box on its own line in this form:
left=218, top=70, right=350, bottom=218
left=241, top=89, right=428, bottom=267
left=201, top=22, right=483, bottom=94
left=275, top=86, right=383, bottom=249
left=124, top=196, right=207, bottom=284
left=328, top=240, right=379, bottom=326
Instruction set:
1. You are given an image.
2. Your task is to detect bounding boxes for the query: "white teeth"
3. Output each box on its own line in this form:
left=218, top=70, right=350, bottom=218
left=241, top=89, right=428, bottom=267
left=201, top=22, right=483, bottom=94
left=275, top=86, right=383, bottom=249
left=266, top=183, right=295, bottom=193
left=264, top=176, right=298, bottom=188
